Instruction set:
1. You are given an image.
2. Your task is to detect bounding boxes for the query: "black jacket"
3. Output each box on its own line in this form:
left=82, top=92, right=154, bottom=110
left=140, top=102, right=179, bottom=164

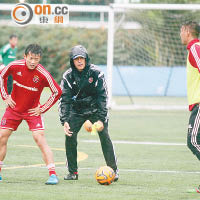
left=59, top=55, right=108, bottom=125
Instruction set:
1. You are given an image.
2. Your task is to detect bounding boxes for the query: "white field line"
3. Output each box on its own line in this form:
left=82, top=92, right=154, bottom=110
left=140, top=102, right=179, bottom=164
left=3, top=165, right=200, bottom=175
left=78, top=168, right=200, bottom=174
left=81, top=140, right=186, bottom=146
left=111, top=104, right=187, bottom=111
left=52, top=167, right=200, bottom=175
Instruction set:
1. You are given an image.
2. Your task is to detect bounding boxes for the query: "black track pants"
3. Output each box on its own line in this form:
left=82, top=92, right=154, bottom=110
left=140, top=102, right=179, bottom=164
left=187, top=104, right=200, bottom=160
left=65, top=113, right=118, bottom=173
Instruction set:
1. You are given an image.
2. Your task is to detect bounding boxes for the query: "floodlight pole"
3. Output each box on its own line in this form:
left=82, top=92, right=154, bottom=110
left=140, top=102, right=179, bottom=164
left=107, top=5, right=114, bottom=109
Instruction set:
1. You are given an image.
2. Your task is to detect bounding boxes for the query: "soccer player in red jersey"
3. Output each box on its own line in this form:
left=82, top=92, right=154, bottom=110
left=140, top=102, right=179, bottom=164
left=0, top=44, right=62, bottom=184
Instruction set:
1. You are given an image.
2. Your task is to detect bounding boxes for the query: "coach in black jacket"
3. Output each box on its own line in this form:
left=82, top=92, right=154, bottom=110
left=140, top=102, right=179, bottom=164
left=59, top=45, right=118, bottom=181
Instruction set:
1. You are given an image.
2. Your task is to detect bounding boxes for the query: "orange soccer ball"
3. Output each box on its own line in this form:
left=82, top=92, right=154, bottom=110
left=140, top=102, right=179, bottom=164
left=84, top=120, right=92, bottom=132
left=95, top=166, right=115, bottom=185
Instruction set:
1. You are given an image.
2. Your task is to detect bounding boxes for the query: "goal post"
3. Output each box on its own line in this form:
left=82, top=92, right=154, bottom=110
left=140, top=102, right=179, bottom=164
left=107, top=6, right=114, bottom=109
left=107, top=3, right=200, bottom=110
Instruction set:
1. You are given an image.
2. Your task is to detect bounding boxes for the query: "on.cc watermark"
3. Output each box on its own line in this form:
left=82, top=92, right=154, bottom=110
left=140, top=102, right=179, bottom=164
left=11, top=3, right=69, bottom=26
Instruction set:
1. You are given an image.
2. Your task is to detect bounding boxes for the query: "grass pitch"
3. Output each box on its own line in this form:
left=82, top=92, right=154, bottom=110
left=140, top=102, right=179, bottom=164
left=0, top=94, right=199, bottom=200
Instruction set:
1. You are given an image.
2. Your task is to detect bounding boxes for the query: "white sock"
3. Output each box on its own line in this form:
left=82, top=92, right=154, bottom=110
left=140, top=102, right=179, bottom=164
left=47, top=163, right=56, bottom=176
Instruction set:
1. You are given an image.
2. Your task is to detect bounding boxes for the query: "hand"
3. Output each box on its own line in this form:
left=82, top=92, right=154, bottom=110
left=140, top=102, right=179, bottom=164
left=64, top=122, right=73, bottom=137
left=94, top=120, right=104, bottom=132
left=84, top=120, right=93, bottom=132
left=4, top=95, right=16, bottom=109
left=28, top=106, right=42, bottom=116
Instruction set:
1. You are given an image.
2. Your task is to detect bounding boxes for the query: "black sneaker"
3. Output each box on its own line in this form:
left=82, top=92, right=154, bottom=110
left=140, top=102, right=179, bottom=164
left=114, top=170, right=119, bottom=182
left=64, top=173, right=78, bottom=180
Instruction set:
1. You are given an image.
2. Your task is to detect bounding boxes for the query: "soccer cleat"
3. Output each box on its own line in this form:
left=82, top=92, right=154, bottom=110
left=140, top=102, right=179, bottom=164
left=0, top=174, right=2, bottom=182
left=114, top=170, right=119, bottom=182
left=45, top=174, right=59, bottom=185
left=64, top=173, right=78, bottom=180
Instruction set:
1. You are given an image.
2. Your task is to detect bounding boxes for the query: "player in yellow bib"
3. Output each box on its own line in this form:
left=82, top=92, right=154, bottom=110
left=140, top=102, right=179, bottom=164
left=180, top=21, right=200, bottom=192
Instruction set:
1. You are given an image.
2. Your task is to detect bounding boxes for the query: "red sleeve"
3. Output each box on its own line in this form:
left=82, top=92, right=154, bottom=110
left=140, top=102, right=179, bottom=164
left=189, top=44, right=200, bottom=73
left=37, top=66, right=62, bottom=113
left=0, top=64, right=12, bottom=100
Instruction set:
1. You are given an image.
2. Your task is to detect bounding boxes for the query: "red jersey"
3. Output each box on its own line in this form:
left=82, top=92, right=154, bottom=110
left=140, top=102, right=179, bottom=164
left=0, top=59, right=62, bottom=113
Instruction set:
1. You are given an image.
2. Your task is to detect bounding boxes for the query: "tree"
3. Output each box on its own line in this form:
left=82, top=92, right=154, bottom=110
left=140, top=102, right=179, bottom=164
left=0, top=26, right=107, bottom=82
